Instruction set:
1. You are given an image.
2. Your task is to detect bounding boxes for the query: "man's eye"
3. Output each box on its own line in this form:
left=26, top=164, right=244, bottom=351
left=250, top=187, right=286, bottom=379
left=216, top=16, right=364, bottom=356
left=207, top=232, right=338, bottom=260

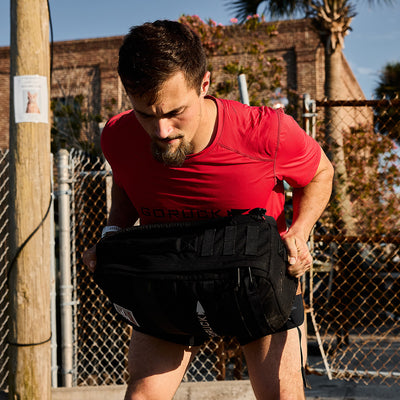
left=167, top=110, right=183, bottom=118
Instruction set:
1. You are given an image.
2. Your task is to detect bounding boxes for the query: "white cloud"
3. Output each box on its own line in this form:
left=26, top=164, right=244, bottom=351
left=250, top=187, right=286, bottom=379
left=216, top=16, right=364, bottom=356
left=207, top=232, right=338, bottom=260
left=356, top=66, right=375, bottom=76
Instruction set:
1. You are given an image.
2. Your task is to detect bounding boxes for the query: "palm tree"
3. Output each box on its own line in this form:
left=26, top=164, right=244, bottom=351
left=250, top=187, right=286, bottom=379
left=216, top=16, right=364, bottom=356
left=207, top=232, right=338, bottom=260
left=228, top=2, right=392, bottom=99
left=374, top=62, right=400, bottom=143
left=227, top=0, right=394, bottom=235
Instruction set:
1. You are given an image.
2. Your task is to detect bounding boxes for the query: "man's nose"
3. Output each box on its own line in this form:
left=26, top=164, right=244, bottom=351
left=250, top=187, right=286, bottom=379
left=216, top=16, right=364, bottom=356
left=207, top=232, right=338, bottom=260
left=154, top=118, right=173, bottom=139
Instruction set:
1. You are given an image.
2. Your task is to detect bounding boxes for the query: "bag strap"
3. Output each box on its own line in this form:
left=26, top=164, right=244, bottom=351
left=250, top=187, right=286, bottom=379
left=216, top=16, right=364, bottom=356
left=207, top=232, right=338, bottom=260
left=296, top=326, right=311, bottom=389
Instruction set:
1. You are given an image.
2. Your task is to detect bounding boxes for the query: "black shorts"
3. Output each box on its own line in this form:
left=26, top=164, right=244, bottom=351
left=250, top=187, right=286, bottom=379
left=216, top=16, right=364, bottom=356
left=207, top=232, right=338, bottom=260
left=128, top=293, right=304, bottom=346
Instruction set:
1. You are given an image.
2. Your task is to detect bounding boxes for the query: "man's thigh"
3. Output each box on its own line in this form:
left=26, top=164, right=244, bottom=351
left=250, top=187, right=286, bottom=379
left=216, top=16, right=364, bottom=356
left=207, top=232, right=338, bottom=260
left=124, top=330, right=200, bottom=400
left=242, top=323, right=306, bottom=400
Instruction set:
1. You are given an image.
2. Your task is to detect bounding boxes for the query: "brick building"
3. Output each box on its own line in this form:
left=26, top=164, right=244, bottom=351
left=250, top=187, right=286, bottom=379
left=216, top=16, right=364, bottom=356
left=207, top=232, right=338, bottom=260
left=0, top=18, right=364, bottom=150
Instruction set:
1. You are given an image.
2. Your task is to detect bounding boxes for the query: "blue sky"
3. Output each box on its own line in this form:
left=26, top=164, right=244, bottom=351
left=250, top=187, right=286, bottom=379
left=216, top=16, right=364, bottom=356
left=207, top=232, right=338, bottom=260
left=1, top=0, right=399, bottom=98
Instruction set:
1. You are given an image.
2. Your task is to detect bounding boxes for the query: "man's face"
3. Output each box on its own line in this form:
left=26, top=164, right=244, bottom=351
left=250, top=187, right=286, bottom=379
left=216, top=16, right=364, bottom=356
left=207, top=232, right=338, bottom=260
left=128, top=72, right=209, bottom=167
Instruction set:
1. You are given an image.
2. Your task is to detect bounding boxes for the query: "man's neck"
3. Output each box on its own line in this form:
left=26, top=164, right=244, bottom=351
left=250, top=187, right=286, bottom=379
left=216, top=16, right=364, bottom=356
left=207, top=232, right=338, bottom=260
left=192, top=97, right=218, bottom=154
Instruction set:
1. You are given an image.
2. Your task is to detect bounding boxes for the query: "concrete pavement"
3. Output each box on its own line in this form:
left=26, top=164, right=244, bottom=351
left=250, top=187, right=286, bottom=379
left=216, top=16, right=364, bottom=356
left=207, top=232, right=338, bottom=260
left=2, top=375, right=399, bottom=400
left=306, top=373, right=399, bottom=400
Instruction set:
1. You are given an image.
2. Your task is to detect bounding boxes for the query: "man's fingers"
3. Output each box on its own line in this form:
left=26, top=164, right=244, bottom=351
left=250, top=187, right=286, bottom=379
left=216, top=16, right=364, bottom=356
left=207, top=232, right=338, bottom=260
left=88, top=261, right=96, bottom=273
left=287, top=255, right=312, bottom=278
left=283, top=236, right=312, bottom=278
left=284, top=237, right=298, bottom=266
left=82, top=246, right=97, bottom=272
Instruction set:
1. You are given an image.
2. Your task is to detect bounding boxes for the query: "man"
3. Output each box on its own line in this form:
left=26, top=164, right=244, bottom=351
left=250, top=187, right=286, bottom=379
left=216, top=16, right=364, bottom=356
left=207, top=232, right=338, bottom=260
left=83, top=20, right=333, bottom=400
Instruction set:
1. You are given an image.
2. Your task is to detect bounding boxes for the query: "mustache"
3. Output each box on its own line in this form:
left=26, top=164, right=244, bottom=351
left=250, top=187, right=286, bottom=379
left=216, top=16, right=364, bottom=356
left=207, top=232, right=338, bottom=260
left=154, top=135, right=184, bottom=143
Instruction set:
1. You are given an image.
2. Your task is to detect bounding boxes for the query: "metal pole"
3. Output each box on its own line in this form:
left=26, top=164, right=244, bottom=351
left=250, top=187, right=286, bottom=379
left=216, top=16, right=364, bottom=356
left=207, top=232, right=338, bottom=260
left=105, top=160, right=112, bottom=216
left=238, top=74, right=250, bottom=105
left=303, top=93, right=317, bottom=137
left=311, top=99, right=317, bottom=140
left=56, top=149, right=73, bottom=387
left=50, top=153, right=58, bottom=387
left=69, top=151, right=78, bottom=385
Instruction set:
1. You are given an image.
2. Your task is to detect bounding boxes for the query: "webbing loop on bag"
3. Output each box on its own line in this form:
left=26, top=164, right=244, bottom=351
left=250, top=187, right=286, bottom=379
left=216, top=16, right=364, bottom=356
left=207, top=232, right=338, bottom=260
left=223, top=225, right=237, bottom=255
left=245, top=225, right=259, bottom=255
left=201, top=229, right=216, bottom=256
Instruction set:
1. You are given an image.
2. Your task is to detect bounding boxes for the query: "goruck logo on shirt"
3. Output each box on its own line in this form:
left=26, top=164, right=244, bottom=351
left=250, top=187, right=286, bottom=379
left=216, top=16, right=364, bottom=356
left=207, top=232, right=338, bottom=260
left=140, top=207, right=222, bottom=220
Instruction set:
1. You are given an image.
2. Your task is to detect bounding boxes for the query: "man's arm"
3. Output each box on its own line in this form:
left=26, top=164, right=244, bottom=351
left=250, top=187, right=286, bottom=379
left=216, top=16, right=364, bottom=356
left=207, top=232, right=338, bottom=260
left=106, top=179, right=139, bottom=228
left=281, top=149, right=334, bottom=278
left=82, top=178, right=139, bottom=272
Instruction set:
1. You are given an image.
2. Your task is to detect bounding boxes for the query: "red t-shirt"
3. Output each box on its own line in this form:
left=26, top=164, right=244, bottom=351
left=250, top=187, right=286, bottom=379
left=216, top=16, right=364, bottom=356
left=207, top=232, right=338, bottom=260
left=101, top=97, right=321, bottom=233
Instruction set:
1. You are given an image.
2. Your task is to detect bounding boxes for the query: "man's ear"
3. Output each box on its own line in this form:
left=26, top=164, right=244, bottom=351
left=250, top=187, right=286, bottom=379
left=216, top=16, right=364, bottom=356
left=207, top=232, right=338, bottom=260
left=200, top=71, right=211, bottom=97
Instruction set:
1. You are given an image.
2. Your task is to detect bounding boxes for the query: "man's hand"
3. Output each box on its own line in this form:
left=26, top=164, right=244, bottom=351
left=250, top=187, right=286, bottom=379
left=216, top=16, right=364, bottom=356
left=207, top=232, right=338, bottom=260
left=82, top=179, right=139, bottom=274
left=82, top=245, right=97, bottom=273
left=281, top=230, right=312, bottom=278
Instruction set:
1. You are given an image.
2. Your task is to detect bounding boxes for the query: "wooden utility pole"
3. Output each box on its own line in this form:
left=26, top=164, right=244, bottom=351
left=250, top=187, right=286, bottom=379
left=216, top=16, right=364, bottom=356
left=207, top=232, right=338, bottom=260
left=9, top=1, right=51, bottom=399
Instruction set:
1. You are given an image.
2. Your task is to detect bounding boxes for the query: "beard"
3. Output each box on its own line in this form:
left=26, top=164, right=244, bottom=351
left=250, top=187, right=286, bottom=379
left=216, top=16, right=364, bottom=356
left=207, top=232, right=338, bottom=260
left=151, top=137, right=194, bottom=167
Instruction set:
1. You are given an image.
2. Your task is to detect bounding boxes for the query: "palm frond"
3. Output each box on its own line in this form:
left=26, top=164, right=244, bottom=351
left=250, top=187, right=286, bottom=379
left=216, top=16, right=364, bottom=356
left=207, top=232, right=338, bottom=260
left=225, top=0, right=311, bottom=23
left=225, top=0, right=264, bottom=22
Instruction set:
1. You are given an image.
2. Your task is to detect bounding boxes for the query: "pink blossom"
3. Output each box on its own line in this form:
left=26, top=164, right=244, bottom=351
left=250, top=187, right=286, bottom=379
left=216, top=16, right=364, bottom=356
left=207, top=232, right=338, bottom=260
left=230, top=18, right=238, bottom=24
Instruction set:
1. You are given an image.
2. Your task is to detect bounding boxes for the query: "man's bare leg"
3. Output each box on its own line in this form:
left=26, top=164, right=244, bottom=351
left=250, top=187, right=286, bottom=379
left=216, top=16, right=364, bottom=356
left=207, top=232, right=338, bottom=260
left=242, top=323, right=306, bottom=400
left=124, top=331, right=199, bottom=400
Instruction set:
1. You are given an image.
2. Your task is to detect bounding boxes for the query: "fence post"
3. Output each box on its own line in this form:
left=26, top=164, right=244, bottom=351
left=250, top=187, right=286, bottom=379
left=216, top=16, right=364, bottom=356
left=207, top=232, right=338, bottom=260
left=238, top=74, right=250, bottom=106
left=303, top=93, right=317, bottom=139
left=56, top=149, right=74, bottom=387
left=50, top=154, right=58, bottom=387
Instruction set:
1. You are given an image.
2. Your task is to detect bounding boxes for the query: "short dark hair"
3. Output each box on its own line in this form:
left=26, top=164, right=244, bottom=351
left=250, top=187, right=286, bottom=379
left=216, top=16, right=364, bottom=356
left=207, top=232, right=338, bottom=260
left=118, top=20, right=207, bottom=102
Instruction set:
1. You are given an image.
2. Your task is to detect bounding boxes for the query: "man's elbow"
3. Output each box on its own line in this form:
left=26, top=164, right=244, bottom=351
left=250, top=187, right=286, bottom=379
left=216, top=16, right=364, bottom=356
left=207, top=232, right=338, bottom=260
left=325, top=160, right=334, bottom=185
left=317, top=151, right=334, bottom=185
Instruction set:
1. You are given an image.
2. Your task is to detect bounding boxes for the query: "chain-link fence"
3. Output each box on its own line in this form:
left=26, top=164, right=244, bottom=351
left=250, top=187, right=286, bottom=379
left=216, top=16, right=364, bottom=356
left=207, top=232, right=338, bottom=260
left=305, top=99, right=400, bottom=385
left=0, top=149, right=9, bottom=391
left=64, top=98, right=400, bottom=387
left=68, top=150, right=131, bottom=386
left=0, top=99, right=399, bottom=390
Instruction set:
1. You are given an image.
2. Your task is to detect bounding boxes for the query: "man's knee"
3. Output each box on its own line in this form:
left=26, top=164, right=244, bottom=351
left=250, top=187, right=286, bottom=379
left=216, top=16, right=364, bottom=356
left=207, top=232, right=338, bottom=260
left=242, top=327, right=306, bottom=400
left=124, top=332, right=198, bottom=400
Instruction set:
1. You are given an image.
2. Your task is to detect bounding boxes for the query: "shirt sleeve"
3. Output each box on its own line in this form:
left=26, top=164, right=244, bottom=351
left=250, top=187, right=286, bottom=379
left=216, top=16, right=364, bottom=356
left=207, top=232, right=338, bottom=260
left=100, top=118, right=124, bottom=187
left=274, top=112, right=321, bottom=188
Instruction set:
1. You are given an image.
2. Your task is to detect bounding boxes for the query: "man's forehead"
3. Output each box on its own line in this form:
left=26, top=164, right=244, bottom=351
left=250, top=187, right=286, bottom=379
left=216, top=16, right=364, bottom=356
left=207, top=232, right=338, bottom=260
left=131, top=89, right=184, bottom=108
left=134, top=102, right=186, bottom=117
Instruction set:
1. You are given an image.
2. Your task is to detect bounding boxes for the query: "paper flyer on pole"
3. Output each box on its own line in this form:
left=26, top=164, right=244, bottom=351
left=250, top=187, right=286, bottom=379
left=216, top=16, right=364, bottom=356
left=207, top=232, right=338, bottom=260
left=14, top=75, right=49, bottom=124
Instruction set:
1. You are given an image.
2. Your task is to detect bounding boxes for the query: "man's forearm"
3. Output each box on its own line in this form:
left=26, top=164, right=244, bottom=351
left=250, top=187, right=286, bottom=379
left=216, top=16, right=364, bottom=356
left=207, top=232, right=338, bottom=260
left=290, top=151, right=334, bottom=240
left=281, top=151, right=333, bottom=277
